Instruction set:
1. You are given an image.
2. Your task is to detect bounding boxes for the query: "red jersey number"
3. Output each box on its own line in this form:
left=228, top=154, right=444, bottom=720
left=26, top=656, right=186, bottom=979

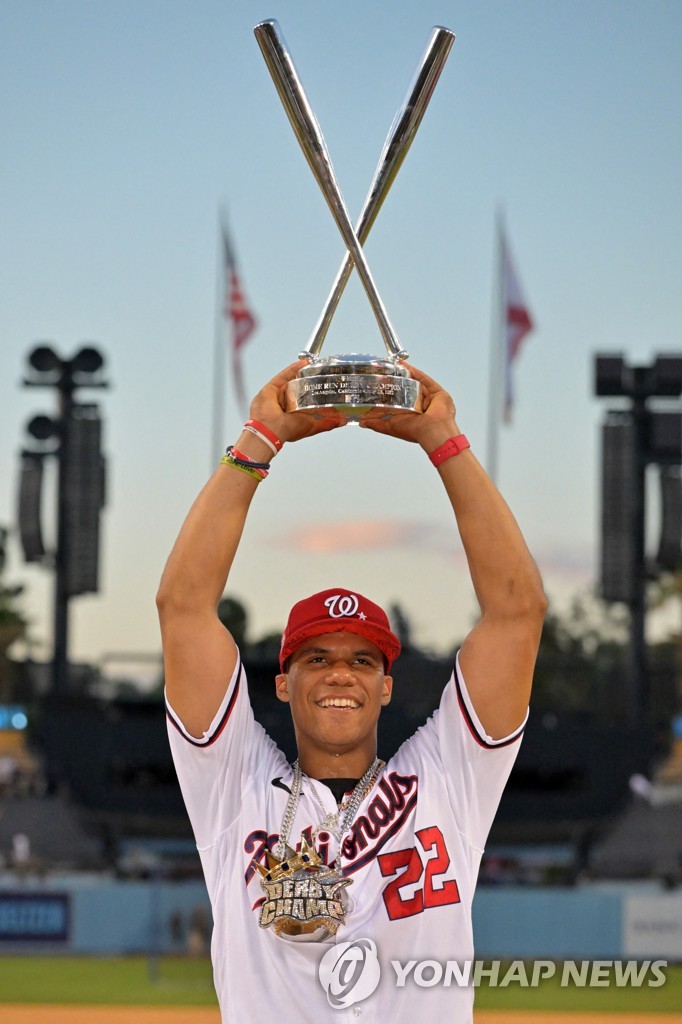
left=378, top=826, right=460, bottom=921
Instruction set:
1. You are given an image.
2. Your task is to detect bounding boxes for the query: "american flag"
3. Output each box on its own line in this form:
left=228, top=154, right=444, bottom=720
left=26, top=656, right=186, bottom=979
left=501, top=230, right=534, bottom=423
left=221, top=220, right=258, bottom=415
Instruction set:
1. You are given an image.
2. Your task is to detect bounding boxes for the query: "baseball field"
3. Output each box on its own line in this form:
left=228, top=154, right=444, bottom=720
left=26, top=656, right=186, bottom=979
left=0, top=957, right=681, bottom=1022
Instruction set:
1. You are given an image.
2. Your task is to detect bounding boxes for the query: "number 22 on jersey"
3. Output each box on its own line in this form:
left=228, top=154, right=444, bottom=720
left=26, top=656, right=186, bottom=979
left=378, top=826, right=460, bottom=921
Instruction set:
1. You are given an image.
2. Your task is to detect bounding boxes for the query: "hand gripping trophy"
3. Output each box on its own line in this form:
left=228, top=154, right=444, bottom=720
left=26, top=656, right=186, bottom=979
left=254, top=19, right=455, bottom=421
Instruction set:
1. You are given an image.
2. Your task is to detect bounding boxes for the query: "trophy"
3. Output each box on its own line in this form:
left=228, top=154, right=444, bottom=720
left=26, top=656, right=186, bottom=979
left=254, top=20, right=455, bottom=417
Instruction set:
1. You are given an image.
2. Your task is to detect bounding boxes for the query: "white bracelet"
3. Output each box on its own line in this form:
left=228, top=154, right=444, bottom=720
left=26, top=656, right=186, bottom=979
left=242, top=424, right=279, bottom=457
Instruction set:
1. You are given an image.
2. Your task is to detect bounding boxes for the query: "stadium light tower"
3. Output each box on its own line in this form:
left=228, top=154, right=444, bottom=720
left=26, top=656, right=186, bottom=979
left=20, top=344, right=109, bottom=694
left=595, top=354, right=682, bottom=724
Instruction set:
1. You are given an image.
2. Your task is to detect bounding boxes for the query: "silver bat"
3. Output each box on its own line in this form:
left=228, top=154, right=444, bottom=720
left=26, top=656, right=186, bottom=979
left=254, top=18, right=408, bottom=360
left=303, top=26, right=455, bottom=358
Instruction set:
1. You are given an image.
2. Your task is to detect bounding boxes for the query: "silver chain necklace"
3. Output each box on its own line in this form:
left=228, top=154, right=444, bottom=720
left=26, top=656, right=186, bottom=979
left=308, top=783, right=351, bottom=843
left=259, top=758, right=383, bottom=938
left=276, top=757, right=382, bottom=869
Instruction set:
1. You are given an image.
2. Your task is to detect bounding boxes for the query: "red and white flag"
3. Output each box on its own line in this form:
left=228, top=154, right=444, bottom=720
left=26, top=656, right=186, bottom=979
left=221, top=220, right=258, bottom=414
left=501, top=232, right=534, bottom=422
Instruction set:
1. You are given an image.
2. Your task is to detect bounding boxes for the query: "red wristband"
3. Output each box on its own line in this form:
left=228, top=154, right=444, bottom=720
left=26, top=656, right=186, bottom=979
left=244, top=418, right=284, bottom=453
left=226, top=446, right=269, bottom=478
left=428, top=434, right=470, bottom=466
left=230, top=447, right=270, bottom=470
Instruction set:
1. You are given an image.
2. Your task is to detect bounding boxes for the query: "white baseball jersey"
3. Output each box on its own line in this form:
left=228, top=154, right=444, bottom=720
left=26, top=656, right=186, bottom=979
left=166, top=651, right=525, bottom=1023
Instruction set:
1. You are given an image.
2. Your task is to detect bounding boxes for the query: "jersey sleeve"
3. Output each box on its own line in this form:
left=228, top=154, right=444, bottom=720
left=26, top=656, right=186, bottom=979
left=165, top=654, right=282, bottom=850
left=400, top=650, right=526, bottom=854
left=442, top=650, right=526, bottom=850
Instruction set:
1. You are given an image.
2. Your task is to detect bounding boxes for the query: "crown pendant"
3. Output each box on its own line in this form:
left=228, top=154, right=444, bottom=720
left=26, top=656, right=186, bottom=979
left=257, top=834, right=352, bottom=938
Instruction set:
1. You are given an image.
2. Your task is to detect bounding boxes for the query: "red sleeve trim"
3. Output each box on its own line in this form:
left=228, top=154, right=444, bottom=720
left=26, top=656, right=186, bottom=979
left=165, top=660, right=242, bottom=747
left=454, top=656, right=526, bottom=750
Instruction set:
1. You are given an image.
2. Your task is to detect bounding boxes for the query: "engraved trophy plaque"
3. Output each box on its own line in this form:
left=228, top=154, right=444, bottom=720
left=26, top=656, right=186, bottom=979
left=254, top=20, right=455, bottom=417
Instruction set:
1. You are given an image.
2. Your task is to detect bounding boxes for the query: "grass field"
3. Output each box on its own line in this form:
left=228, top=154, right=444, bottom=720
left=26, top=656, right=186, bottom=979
left=0, top=957, right=217, bottom=1006
left=0, top=957, right=680, bottom=1013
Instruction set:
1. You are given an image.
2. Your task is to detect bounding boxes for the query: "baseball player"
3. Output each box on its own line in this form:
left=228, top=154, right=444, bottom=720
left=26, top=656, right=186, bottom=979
left=158, top=361, right=545, bottom=1022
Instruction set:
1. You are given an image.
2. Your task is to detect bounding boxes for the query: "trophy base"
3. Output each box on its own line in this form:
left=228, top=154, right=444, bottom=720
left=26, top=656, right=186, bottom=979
left=287, top=354, right=421, bottom=419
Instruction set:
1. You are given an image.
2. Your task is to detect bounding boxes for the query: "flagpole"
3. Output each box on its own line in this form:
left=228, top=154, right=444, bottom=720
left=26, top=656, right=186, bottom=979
left=211, top=209, right=227, bottom=472
left=486, top=207, right=504, bottom=485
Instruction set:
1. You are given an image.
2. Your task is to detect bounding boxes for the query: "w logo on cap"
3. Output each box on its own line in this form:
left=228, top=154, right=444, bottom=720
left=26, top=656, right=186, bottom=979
left=279, top=588, right=401, bottom=672
left=324, top=594, right=360, bottom=618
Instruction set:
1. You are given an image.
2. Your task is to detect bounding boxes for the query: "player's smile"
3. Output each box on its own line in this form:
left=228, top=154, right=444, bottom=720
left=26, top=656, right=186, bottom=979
left=275, top=632, right=393, bottom=764
left=316, top=696, right=361, bottom=709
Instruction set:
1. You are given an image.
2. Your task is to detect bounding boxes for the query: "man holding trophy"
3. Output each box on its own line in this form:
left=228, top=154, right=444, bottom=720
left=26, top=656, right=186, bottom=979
left=157, top=20, right=545, bottom=1023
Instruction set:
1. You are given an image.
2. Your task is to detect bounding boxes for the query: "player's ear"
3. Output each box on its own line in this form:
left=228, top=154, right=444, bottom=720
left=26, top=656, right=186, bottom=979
left=381, top=675, right=393, bottom=706
left=275, top=673, right=291, bottom=703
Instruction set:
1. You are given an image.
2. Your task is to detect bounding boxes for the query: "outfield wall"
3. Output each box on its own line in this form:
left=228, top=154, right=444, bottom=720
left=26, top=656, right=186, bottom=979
left=0, top=876, right=680, bottom=959
left=473, top=888, right=623, bottom=958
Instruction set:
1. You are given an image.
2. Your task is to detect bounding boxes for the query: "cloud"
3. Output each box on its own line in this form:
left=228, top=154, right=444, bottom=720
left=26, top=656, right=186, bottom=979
left=270, top=519, right=454, bottom=553
left=269, top=520, right=596, bottom=585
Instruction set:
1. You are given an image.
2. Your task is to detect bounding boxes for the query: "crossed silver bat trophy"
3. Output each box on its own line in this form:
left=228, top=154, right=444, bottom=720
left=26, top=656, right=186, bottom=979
left=254, top=20, right=455, bottom=417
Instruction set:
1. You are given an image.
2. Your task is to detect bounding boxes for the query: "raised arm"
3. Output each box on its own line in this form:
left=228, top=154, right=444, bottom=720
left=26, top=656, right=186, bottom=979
left=360, top=364, right=546, bottom=738
left=156, top=362, right=345, bottom=738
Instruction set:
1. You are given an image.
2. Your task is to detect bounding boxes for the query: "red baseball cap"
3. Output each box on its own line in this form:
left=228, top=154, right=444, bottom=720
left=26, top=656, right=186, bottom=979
left=279, top=588, right=401, bottom=672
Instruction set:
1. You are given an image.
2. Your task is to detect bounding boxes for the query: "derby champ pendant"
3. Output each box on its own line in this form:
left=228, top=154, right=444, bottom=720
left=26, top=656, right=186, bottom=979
left=257, top=835, right=352, bottom=939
